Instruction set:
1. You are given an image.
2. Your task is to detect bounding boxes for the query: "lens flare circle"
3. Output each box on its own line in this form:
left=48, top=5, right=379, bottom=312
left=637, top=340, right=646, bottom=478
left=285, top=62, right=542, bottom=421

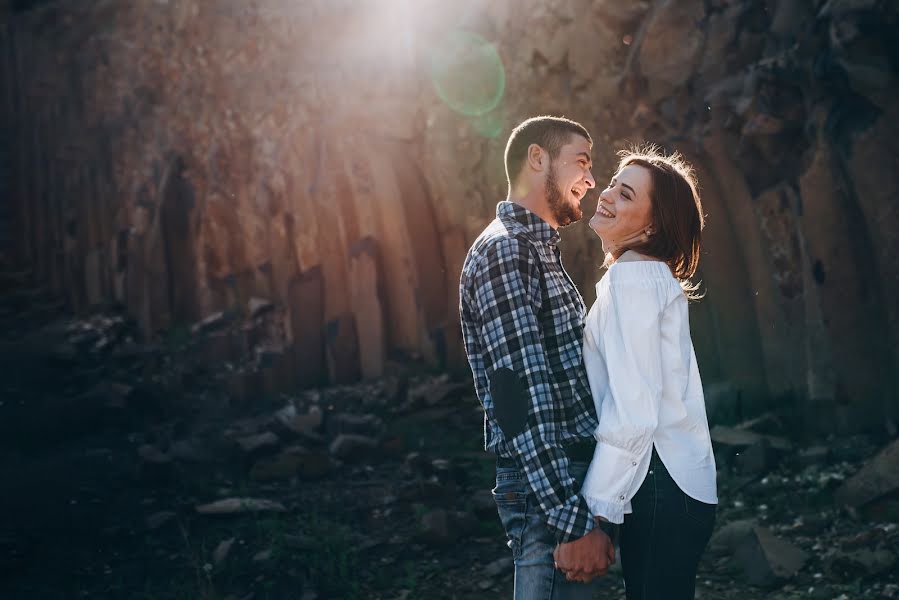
left=430, top=30, right=505, bottom=117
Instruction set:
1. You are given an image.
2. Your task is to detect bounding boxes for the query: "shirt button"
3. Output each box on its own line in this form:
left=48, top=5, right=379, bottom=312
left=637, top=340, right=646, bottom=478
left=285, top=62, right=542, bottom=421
left=619, top=495, right=625, bottom=501
left=631, top=461, right=637, bottom=466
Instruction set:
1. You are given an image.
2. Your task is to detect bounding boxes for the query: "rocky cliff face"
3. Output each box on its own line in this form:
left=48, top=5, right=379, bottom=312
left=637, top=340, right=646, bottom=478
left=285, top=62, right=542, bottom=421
left=2, top=0, right=897, bottom=431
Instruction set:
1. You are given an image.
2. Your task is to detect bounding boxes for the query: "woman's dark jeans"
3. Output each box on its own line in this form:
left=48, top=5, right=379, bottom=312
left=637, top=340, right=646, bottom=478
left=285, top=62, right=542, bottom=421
left=620, top=448, right=716, bottom=600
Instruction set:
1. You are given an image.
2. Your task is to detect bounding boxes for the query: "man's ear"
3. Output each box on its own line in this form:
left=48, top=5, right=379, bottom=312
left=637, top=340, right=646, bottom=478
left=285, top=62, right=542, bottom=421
left=526, top=143, right=546, bottom=173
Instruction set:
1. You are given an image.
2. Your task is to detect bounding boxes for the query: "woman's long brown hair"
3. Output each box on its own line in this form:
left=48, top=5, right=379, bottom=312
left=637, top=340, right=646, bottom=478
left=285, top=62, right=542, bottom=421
left=611, top=144, right=705, bottom=298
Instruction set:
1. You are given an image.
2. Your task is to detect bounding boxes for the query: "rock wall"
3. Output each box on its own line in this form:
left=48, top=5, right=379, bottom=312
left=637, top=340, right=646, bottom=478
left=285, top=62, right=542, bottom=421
left=2, top=0, right=897, bottom=431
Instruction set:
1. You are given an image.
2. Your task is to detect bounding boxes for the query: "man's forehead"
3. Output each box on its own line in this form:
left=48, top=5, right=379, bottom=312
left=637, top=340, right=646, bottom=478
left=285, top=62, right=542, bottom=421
left=561, top=135, right=592, bottom=155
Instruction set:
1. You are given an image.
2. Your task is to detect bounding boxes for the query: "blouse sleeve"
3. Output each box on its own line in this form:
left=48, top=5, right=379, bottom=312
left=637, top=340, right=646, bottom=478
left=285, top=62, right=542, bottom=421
left=581, top=276, right=673, bottom=522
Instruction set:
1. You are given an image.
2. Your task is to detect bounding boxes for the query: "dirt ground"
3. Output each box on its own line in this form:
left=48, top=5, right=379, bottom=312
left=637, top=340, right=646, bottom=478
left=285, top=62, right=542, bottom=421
left=1, top=272, right=896, bottom=599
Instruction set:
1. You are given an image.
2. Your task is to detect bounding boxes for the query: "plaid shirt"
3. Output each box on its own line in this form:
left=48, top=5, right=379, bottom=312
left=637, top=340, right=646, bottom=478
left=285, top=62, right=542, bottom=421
left=460, top=201, right=599, bottom=543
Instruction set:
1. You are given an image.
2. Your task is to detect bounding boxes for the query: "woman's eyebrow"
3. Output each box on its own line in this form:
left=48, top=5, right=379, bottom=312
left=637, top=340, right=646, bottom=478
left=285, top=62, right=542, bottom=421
left=621, top=182, right=636, bottom=195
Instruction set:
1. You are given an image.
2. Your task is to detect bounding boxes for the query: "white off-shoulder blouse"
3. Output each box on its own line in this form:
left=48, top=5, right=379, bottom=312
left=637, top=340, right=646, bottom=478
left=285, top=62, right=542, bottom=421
left=580, top=260, right=718, bottom=524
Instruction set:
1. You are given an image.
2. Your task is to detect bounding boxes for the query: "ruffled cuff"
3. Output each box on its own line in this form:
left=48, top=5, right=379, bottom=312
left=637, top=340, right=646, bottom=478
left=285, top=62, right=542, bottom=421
left=582, top=494, right=626, bottom=524
left=579, top=441, right=645, bottom=524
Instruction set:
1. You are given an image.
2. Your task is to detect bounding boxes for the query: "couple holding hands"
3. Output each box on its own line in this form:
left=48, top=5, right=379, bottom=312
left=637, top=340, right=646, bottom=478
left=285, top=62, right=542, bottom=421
left=460, top=116, right=717, bottom=599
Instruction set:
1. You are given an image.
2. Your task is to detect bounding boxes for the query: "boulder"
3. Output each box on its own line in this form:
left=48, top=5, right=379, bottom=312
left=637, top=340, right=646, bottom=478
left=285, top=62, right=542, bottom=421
left=417, top=509, right=478, bottom=546
left=234, top=431, right=280, bottom=455
left=195, top=498, right=287, bottom=515
left=190, top=311, right=229, bottom=335
left=826, top=548, right=897, bottom=580
left=835, top=439, right=899, bottom=510
left=250, top=446, right=331, bottom=481
left=328, top=434, right=379, bottom=462
left=708, top=518, right=759, bottom=557
left=247, top=296, right=273, bottom=318
left=733, top=526, right=809, bottom=587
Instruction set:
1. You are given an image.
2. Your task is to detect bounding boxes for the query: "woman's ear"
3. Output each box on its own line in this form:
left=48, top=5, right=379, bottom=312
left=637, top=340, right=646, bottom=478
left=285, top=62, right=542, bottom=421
left=526, top=143, right=546, bottom=172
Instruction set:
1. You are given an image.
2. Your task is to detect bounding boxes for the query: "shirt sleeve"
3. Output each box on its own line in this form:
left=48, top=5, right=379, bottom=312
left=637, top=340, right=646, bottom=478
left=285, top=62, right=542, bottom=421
left=473, top=237, right=595, bottom=543
left=581, top=277, right=670, bottom=523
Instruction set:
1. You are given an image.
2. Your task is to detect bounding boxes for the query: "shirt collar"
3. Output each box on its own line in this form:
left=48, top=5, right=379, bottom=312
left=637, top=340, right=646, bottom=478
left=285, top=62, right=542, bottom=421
left=496, top=201, right=561, bottom=246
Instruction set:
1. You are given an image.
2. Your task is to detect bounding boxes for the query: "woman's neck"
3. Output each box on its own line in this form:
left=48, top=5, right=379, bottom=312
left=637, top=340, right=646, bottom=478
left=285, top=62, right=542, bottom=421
left=612, top=249, right=656, bottom=263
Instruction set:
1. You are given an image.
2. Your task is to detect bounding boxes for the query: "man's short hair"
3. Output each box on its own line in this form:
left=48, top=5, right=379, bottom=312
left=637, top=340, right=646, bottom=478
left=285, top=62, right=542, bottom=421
left=504, top=116, right=593, bottom=186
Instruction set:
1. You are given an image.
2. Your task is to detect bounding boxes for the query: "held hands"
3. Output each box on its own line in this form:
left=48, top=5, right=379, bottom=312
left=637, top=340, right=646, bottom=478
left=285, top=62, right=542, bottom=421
left=553, top=526, right=616, bottom=583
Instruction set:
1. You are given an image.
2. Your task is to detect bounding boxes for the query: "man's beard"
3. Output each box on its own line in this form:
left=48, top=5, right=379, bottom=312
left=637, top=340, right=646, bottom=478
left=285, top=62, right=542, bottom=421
left=546, top=162, right=582, bottom=227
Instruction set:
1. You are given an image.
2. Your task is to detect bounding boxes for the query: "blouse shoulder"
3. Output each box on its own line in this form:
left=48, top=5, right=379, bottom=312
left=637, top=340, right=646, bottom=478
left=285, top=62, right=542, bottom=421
left=602, top=261, right=681, bottom=310
left=606, top=260, right=672, bottom=283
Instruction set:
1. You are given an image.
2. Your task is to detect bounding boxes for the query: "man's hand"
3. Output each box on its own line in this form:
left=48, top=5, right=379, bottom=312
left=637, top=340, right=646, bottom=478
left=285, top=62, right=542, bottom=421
left=553, top=527, right=616, bottom=583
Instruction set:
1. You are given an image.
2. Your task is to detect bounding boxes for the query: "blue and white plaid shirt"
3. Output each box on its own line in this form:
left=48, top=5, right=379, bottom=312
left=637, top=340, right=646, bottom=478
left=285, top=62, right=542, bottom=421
left=460, top=201, right=599, bottom=543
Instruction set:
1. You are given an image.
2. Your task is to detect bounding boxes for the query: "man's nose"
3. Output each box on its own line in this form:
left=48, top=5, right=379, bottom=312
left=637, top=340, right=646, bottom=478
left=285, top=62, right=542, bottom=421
left=585, top=171, right=596, bottom=189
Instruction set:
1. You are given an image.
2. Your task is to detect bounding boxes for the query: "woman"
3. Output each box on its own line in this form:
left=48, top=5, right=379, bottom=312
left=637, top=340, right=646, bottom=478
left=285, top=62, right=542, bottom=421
left=577, top=145, right=718, bottom=598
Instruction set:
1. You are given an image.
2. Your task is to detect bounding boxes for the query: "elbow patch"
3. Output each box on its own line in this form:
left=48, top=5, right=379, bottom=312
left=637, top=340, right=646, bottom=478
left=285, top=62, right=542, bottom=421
left=490, top=368, right=529, bottom=438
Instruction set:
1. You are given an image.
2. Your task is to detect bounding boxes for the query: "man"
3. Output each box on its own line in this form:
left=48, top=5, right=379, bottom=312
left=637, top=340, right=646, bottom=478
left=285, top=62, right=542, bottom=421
left=459, top=116, right=616, bottom=598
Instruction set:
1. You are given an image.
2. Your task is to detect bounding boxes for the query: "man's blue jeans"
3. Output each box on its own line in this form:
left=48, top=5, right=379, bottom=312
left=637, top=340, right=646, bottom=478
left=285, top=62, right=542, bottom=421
left=493, top=460, right=601, bottom=599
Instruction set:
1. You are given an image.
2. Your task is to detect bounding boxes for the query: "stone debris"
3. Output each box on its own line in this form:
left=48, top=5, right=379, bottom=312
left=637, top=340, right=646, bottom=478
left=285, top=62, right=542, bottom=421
left=252, top=548, right=273, bottom=562
left=213, top=537, right=235, bottom=565
left=137, top=444, right=171, bottom=464
left=405, top=375, right=469, bottom=410
left=65, top=315, right=132, bottom=354
left=326, top=412, right=384, bottom=437
left=247, top=297, right=273, bottom=319
left=835, top=439, right=899, bottom=509
left=145, top=511, right=177, bottom=530
left=734, top=437, right=780, bottom=477
left=469, top=488, right=498, bottom=519
left=195, top=498, right=287, bottom=515
left=328, top=433, right=379, bottom=462
left=710, top=425, right=793, bottom=452
left=190, top=311, right=229, bottom=336
left=274, top=404, right=323, bottom=437
left=250, top=446, right=331, bottom=481
left=3, top=273, right=897, bottom=598
left=708, top=518, right=759, bottom=556
left=483, top=556, right=513, bottom=578
left=97, top=381, right=134, bottom=408
left=798, top=445, right=830, bottom=467
left=417, top=509, right=477, bottom=546
left=235, top=431, right=280, bottom=454
left=827, top=548, right=897, bottom=579
left=169, top=439, right=212, bottom=463
left=733, top=526, right=810, bottom=587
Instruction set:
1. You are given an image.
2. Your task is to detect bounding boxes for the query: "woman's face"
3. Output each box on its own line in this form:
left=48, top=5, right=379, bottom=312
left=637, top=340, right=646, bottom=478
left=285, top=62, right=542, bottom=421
left=589, top=164, right=654, bottom=251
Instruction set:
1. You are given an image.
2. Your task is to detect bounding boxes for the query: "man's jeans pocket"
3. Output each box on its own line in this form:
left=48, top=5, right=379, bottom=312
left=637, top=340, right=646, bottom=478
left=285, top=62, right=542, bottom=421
left=493, top=467, right=527, bottom=559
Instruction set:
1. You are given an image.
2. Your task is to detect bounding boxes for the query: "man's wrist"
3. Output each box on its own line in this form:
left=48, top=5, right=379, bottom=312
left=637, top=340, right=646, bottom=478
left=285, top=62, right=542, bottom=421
left=593, top=517, right=618, bottom=542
